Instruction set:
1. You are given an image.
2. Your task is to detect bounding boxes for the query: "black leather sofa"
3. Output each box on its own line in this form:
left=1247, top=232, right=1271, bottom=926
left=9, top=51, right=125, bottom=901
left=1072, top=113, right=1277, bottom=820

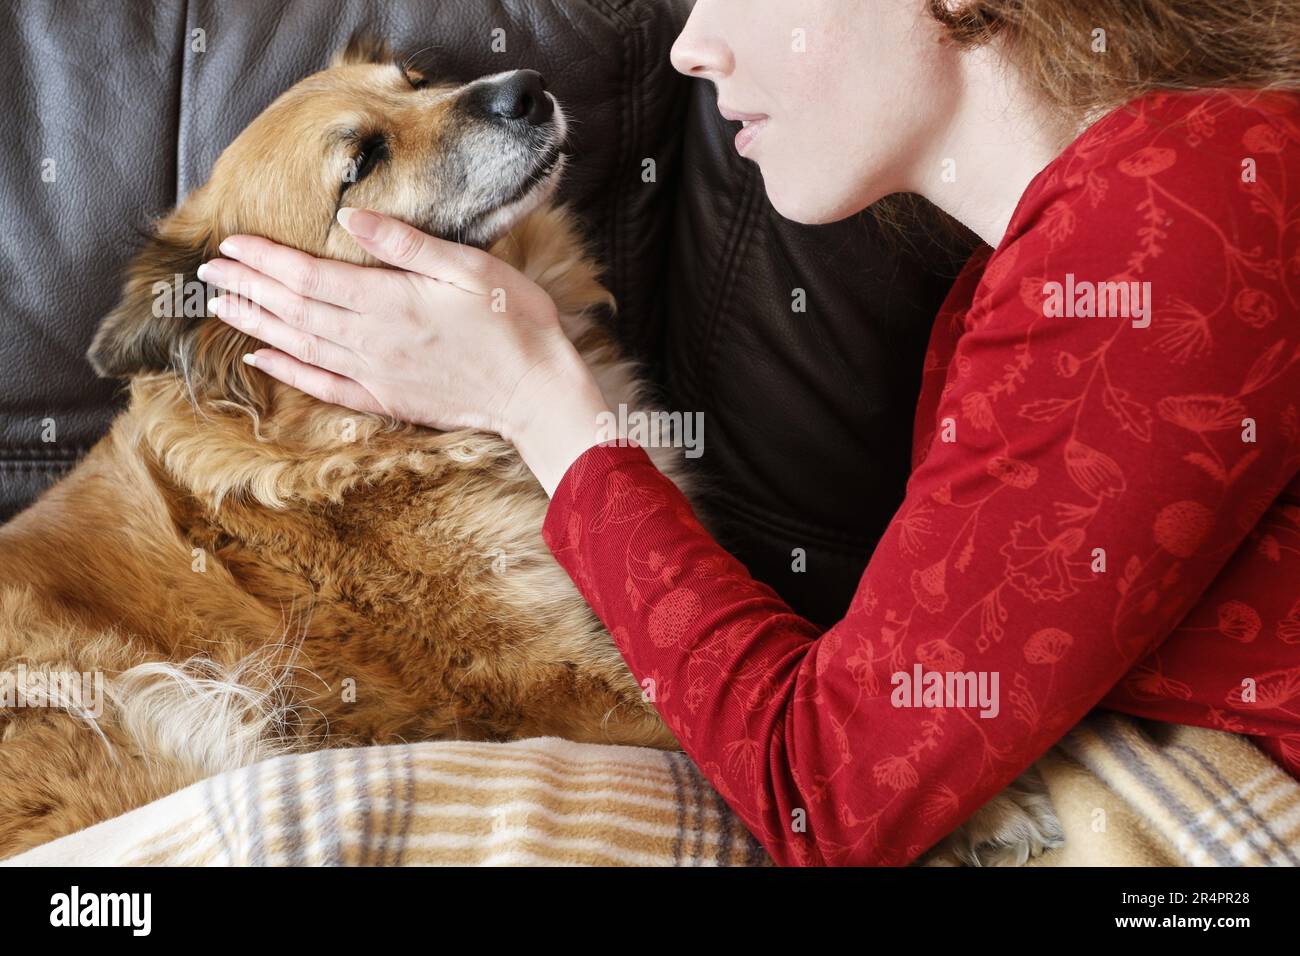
left=0, top=0, right=968, bottom=627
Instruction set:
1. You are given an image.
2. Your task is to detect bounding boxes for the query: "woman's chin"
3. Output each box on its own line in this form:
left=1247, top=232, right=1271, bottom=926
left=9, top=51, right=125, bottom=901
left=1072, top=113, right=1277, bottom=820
left=763, top=177, right=873, bottom=226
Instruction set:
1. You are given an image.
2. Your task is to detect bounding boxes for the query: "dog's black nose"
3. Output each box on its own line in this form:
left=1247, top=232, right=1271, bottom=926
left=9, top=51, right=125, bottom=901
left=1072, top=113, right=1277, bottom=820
left=470, top=70, right=553, bottom=125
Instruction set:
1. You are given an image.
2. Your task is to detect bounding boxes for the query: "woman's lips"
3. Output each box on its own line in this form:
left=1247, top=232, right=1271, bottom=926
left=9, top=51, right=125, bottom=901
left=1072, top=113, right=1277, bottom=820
left=733, top=118, right=768, bottom=156
left=719, top=105, right=770, bottom=157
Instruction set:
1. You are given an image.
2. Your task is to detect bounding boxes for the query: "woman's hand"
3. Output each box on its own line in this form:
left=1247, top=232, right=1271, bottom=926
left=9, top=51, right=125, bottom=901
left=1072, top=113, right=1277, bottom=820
left=196, top=208, right=611, bottom=494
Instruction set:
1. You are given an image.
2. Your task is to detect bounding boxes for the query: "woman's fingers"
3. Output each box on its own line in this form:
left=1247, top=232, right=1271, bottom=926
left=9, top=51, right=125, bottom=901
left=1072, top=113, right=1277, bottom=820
left=336, top=207, right=495, bottom=293
left=242, top=349, right=388, bottom=415
left=198, top=258, right=357, bottom=345
left=209, top=294, right=358, bottom=378
left=212, top=235, right=372, bottom=311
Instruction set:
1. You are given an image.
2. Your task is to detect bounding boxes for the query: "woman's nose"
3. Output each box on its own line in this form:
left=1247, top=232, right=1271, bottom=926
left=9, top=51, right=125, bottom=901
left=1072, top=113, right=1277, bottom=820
left=670, top=9, right=734, bottom=79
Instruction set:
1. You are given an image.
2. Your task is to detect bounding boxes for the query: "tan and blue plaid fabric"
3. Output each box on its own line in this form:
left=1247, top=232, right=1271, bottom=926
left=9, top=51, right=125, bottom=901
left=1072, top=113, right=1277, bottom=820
left=8, top=716, right=1298, bottom=866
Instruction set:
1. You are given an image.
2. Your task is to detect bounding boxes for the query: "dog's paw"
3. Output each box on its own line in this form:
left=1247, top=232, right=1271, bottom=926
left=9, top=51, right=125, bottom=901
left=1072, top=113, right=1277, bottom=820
left=922, top=766, right=1064, bottom=867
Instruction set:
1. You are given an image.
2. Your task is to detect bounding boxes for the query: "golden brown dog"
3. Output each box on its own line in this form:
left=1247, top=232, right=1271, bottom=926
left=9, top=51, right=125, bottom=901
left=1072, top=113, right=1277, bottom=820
left=0, top=38, right=1058, bottom=864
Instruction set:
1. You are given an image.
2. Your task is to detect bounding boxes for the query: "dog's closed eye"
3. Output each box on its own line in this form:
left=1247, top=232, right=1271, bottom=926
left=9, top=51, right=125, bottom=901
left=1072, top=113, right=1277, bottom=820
left=342, top=132, right=388, bottom=192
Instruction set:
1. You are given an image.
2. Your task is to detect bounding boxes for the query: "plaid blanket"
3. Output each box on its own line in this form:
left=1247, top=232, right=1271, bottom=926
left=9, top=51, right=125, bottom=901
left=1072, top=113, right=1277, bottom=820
left=7, top=714, right=1298, bottom=866
left=1032, top=713, right=1300, bottom=867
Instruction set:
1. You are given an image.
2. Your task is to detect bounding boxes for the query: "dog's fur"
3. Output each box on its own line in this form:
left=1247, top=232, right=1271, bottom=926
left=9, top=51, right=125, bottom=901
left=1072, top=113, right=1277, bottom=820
left=0, top=39, right=1059, bottom=864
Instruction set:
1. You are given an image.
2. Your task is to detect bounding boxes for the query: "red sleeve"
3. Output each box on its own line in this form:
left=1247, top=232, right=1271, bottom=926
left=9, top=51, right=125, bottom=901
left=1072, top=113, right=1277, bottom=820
left=542, top=90, right=1300, bottom=866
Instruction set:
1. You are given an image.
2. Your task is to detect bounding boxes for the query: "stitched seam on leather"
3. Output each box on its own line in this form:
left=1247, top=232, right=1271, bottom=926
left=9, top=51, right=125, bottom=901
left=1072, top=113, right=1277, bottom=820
left=553, top=0, right=621, bottom=57
left=617, top=0, right=643, bottom=347
left=586, top=0, right=638, bottom=22
left=681, top=170, right=737, bottom=398
left=689, top=163, right=762, bottom=400
left=591, top=0, right=687, bottom=376
left=617, top=5, right=636, bottom=344
left=0, top=462, right=77, bottom=471
left=174, top=0, right=189, bottom=201
left=0, top=447, right=88, bottom=459
left=580, top=0, right=635, bottom=343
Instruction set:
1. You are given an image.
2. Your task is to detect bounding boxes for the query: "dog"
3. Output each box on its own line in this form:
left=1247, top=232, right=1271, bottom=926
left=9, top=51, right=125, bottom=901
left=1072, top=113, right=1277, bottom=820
left=0, top=37, right=1059, bottom=864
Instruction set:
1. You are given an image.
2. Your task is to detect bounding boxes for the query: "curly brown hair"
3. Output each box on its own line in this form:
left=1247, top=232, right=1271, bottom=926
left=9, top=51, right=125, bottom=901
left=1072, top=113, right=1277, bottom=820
left=927, top=0, right=1300, bottom=118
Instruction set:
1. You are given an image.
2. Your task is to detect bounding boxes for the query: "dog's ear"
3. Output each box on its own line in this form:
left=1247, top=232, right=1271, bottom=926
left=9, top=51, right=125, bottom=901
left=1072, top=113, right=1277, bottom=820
left=332, top=32, right=393, bottom=67
left=88, top=198, right=217, bottom=379
left=87, top=193, right=272, bottom=413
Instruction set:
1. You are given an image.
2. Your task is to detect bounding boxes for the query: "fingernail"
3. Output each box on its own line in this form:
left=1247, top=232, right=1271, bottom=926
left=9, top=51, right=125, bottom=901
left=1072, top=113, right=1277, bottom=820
left=242, top=353, right=258, bottom=368
left=219, top=237, right=242, bottom=257
left=197, top=261, right=225, bottom=284
left=207, top=296, right=224, bottom=316
left=337, top=207, right=378, bottom=240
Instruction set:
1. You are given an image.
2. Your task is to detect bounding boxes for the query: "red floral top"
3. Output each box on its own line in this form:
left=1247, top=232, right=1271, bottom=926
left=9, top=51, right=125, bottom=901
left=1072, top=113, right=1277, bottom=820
left=542, top=90, right=1300, bottom=866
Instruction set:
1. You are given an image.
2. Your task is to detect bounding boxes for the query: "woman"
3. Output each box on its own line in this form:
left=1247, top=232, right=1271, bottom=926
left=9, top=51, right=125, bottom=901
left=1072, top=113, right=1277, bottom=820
left=200, top=0, right=1300, bottom=865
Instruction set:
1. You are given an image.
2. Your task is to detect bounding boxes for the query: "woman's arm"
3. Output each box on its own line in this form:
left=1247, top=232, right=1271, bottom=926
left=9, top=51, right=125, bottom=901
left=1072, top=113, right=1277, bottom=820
left=537, top=299, right=1298, bottom=865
